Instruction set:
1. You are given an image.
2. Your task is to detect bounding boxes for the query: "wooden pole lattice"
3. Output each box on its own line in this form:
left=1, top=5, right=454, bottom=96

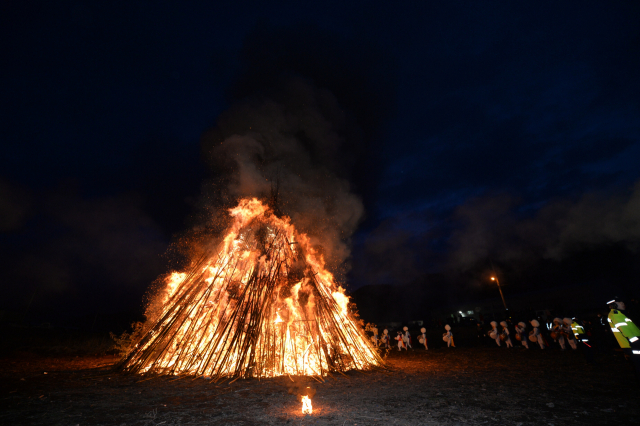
left=118, top=204, right=383, bottom=379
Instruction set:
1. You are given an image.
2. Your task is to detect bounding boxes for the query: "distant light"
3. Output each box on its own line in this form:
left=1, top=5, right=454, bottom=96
left=491, top=277, right=495, bottom=281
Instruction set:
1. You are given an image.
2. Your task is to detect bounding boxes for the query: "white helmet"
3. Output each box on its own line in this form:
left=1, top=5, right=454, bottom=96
left=553, top=318, right=561, bottom=324
left=403, top=326, right=408, bottom=331
left=563, top=317, right=572, bottom=326
left=490, top=321, right=497, bottom=327
left=420, top=327, right=426, bottom=333
left=518, top=322, right=525, bottom=328
left=445, top=324, right=451, bottom=331
left=607, top=298, right=626, bottom=311
left=530, top=319, right=540, bottom=327
left=499, top=321, right=507, bottom=327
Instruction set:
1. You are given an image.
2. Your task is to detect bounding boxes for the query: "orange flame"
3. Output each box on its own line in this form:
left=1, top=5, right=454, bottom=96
left=120, top=198, right=382, bottom=379
left=301, top=395, right=312, bottom=414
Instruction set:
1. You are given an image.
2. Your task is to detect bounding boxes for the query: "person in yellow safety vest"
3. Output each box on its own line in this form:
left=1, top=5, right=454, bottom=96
left=571, top=319, right=585, bottom=340
left=607, top=298, right=640, bottom=379
left=572, top=317, right=595, bottom=364
left=571, top=318, right=590, bottom=346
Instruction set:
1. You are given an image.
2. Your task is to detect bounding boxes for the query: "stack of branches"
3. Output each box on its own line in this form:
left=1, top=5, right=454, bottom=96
left=117, top=215, right=382, bottom=380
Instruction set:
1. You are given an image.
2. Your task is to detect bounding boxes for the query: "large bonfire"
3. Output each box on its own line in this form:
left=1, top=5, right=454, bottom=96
left=119, top=198, right=382, bottom=379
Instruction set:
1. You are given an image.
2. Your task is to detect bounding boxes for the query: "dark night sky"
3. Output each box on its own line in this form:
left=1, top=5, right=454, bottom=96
left=2, top=1, right=640, bottom=324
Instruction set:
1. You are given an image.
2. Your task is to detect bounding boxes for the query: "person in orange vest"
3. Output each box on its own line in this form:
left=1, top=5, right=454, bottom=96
left=607, top=298, right=640, bottom=378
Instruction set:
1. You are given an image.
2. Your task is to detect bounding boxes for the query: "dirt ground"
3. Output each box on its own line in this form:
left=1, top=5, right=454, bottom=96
left=1, top=345, right=638, bottom=426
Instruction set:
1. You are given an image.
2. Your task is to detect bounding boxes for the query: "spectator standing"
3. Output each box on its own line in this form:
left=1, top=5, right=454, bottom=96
left=500, top=321, right=513, bottom=348
left=562, top=318, right=578, bottom=350
left=489, top=321, right=501, bottom=346
left=443, top=324, right=455, bottom=348
left=607, top=298, right=640, bottom=378
left=402, top=326, right=412, bottom=349
left=418, top=327, right=428, bottom=350
left=515, top=322, right=529, bottom=349
left=551, top=318, right=566, bottom=350
left=530, top=319, right=546, bottom=349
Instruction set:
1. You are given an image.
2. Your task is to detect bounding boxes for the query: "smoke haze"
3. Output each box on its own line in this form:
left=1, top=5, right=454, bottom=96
left=449, top=181, right=640, bottom=270
left=352, top=179, right=640, bottom=295
left=198, top=25, right=395, bottom=273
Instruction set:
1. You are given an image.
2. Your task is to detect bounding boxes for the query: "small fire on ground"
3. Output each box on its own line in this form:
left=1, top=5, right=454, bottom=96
left=301, top=395, right=312, bottom=414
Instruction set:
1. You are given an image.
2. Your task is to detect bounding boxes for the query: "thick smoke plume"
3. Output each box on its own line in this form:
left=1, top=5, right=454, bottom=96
left=201, top=78, right=362, bottom=272
left=196, top=25, right=395, bottom=275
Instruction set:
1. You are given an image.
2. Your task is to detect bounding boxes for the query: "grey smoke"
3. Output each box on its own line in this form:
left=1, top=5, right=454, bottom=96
left=449, top=180, right=640, bottom=270
left=194, top=24, right=396, bottom=276
left=0, top=184, right=166, bottom=296
left=351, top=180, right=640, bottom=287
left=351, top=217, right=425, bottom=287
left=201, top=78, right=365, bottom=271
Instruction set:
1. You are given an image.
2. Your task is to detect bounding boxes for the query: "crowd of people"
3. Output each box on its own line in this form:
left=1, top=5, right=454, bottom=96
left=367, top=297, right=640, bottom=378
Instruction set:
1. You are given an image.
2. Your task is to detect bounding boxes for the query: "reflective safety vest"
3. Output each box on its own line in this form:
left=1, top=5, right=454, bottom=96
left=607, top=309, right=640, bottom=349
left=571, top=321, right=586, bottom=341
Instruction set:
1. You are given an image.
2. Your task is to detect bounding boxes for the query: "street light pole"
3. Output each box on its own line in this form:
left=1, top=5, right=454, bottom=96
left=491, top=276, right=508, bottom=311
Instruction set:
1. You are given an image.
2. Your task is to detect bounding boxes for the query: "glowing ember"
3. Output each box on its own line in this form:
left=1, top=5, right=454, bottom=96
left=119, top=198, right=383, bottom=379
left=301, top=395, right=312, bottom=414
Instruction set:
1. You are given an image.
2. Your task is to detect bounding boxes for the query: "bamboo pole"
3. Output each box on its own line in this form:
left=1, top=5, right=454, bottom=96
left=119, top=214, right=382, bottom=379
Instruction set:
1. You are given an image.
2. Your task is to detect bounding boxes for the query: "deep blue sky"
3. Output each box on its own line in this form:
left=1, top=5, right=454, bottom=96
left=2, top=1, right=639, bottom=321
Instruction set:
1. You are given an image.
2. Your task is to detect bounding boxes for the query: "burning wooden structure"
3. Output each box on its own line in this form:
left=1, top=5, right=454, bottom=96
left=118, top=198, right=382, bottom=379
